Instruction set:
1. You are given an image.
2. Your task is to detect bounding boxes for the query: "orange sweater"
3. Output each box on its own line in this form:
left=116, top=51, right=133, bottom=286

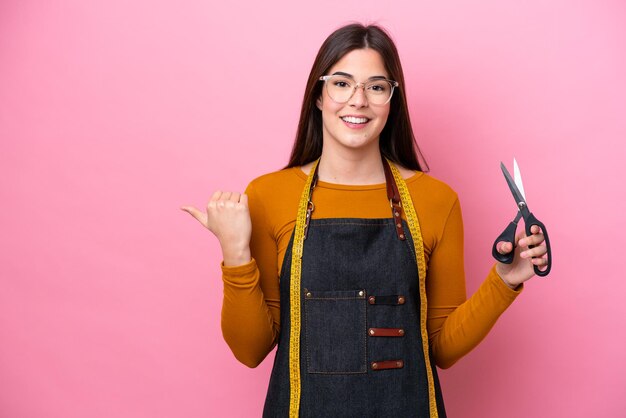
left=221, top=167, right=522, bottom=369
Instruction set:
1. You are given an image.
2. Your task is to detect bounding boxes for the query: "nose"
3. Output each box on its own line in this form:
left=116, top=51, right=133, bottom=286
left=348, top=83, right=368, bottom=108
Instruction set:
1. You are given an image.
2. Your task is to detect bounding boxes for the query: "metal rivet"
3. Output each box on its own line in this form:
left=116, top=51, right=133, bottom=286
left=358, top=290, right=364, bottom=297
left=394, top=211, right=400, bottom=217
left=398, top=296, right=405, bottom=304
left=372, top=362, right=378, bottom=369
left=396, top=361, right=403, bottom=367
left=399, top=234, right=405, bottom=239
left=396, top=223, right=401, bottom=228
left=369, top=329, right=375, bottom=336
left=368, top=296, right=375, bottom=304
left=398, top=329, right=405, bottom=336
left=306, top=292, right=312, bottom=298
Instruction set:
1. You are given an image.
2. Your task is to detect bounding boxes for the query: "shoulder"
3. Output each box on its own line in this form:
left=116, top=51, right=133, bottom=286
left=246, top=167, right=301, bottom=192
left=392, top=162, right=454, bottom=197
left=245, top=167, right=306, bottom=209
left=409, top=172, right=457, bottom=197
left=406, top=171, right=460, bottom=215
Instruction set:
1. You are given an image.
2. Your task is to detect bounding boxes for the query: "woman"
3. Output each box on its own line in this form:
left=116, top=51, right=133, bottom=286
left=182, top=23, right=547, bottom=418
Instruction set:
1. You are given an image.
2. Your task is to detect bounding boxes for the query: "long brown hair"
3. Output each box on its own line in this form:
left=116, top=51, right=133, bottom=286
left=286, top=23, right=428, bottom=172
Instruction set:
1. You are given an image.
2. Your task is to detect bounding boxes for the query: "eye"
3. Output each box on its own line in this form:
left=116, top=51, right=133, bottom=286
left=333, top=79, right=352, bottom=89
left=367, top=82, right=388, bottom=93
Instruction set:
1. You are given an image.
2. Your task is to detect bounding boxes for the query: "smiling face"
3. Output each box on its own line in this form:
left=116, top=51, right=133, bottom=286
left=316, top=48, right=391, bottom=155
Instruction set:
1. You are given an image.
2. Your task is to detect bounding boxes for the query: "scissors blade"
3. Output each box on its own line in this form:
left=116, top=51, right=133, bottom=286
left=513, top=158, right=526, bottom=201
left=501, top=162, right=527, bottom=208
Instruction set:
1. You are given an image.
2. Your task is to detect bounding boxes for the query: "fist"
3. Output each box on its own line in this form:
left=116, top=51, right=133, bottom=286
left=181, top=191, right=252, bottom=265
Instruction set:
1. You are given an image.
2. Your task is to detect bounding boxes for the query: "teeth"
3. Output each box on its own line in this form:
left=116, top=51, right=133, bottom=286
left=341, top=116, right=369, bottom=124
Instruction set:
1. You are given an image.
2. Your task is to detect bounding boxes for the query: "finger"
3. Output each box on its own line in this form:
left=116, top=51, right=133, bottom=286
left=519, top=232, right=545, bottom=248
left=239, top=193, right=248, bottom=207
left=180, top=206, right=208, bottom=225
left=530, top=224, right=543, bottom=235
left=521, top=245, right=547, bottom=259
left=531, top=256, right=549, bottom=271
left=220, top=191, right=233, bottom=201
left=497, top=241, right=513, bottom=254
left=209, top=190, right=222, bottom=202
left=229, top=192, right=241, bottom=202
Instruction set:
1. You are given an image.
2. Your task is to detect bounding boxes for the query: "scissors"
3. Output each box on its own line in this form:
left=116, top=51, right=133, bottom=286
left=491, top=159, right=552, bottom=277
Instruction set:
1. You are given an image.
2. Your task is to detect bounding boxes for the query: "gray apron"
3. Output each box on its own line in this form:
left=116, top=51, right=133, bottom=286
left=263, top=159, right=446, bottom=417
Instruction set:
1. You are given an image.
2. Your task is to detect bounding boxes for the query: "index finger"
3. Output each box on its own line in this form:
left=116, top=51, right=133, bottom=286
left=209, top=190, right=222, bottom=202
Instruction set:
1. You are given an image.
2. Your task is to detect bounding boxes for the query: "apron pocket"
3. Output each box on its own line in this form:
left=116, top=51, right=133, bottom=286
left=303, top=289, right=367, bottom=374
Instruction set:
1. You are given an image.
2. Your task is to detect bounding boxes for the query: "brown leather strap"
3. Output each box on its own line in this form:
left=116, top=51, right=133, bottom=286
left=382, top=158, right=406, bottom=241
left=368, top=295, right=406, bottom=305
left=303, top=163, right=319, bottom=240
left=382, top=158, right=401, bottom=204
left=371, top=360, right=404, bottom=370
left=368, top=327, right=405, bottom=337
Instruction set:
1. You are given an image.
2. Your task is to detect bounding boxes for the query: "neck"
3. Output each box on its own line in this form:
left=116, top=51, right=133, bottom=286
left=317, top=144, right=385, bottom=185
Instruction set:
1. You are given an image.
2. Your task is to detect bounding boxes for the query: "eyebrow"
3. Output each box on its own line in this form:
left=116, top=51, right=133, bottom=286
left=332, top=71, right=388, bottom=81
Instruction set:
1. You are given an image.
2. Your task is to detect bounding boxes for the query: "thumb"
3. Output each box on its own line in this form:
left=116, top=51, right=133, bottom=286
left=180, top=206, right=208, bottom=226
left=497, top=241, right=513, bottom=254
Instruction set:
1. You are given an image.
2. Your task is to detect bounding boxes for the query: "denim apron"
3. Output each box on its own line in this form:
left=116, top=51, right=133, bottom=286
left=263, top=159, right=446, bottom=418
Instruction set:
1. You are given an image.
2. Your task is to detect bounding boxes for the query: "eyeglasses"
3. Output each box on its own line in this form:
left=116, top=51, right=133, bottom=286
left=319, top=74, right=399, bottom=105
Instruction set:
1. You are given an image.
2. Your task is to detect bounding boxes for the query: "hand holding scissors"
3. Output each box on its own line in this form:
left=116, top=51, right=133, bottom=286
left=492, top=159, right=552, bottom=277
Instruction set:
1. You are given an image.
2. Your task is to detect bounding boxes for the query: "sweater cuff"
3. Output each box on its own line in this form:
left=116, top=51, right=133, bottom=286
left=221, top=258, right=259, bottom=286
left=488, top=264, right=523, bottom=302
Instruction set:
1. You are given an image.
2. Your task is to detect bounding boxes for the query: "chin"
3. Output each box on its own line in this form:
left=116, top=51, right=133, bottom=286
left=340, top=136, right=379, bottom=150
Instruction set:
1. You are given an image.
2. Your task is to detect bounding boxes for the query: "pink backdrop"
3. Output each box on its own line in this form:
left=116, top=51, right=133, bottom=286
left=1, top=1, right=624, bottom=417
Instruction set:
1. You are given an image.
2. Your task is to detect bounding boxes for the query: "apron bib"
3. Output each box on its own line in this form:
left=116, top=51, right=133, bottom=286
left=263, top=159, right=446, bottom=418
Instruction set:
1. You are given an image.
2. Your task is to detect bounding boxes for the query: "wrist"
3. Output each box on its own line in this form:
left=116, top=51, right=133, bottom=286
left=222, top=245, right=251, bottom=267
left=495, top=264, right=521, bottom=290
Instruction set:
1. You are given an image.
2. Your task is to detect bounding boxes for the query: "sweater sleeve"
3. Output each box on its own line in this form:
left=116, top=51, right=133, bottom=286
left=426, top=197, right=523, bottom=369
left=220, top=182, right=281, bottom=368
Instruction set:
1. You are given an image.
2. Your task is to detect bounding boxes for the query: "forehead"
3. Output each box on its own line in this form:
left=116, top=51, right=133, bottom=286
left=327, top=48, right=388, bottom=79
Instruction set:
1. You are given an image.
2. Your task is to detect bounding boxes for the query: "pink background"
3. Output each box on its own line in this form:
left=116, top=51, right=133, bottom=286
left=1, top=1, right=624, bottom=417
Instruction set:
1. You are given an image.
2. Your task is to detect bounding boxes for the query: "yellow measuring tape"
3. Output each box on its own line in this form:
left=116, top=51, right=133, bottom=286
left=388, top=161, right=439, bottom=418
left=288, top=159, right=319, bottom=418
left=288, top=158, right=438, bottom=418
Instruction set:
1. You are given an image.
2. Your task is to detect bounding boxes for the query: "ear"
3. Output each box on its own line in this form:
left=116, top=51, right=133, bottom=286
left=316, top=96, right=322, bottom=110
